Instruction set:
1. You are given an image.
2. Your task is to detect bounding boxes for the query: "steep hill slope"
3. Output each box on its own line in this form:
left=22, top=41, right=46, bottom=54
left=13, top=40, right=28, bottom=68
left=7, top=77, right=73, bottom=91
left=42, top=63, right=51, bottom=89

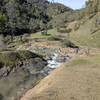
left=67, top=0, right=100, bottom=48
left=70, top=12, right=100, bottom=48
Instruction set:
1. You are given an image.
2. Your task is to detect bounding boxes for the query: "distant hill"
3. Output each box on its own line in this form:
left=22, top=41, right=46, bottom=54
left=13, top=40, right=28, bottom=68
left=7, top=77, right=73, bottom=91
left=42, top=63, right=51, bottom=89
left=47, top=2, right=74, bottom=28
left=47, top=3, right=73, bottom=17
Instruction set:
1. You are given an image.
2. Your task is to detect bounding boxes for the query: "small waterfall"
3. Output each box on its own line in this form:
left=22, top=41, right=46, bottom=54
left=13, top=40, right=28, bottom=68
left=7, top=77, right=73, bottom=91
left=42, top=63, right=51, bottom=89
left=47, top=53, right=61, bottom=68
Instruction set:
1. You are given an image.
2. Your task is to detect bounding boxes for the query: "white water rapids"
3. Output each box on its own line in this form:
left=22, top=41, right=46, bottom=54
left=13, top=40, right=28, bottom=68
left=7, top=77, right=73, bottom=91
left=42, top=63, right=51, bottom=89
left=47, top=53, right=62, bottom=68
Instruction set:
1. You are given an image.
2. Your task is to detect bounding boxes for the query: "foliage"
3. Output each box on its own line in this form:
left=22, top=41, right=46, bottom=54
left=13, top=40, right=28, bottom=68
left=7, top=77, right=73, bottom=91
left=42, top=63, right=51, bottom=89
left=47, top=3, right=73, bottom=17
left=84, top=0, right=100, bottom=17
left=0, top=0, right=74, bottom=38
left=0, top=0, right=51, bottom=36
left=48, top=35, right=62, bottom=41
left=62, top=39, right=78, bottom=48
left=0, top=12, right=7, bottom=33
left=0, top=50, right=43, bottom=68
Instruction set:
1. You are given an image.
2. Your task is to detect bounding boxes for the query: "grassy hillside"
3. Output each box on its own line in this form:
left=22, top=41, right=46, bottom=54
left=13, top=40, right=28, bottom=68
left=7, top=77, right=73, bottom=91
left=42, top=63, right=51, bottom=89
left=63, top=0, right=100, bottom=48
left=70, top=13, right=100, bottom=48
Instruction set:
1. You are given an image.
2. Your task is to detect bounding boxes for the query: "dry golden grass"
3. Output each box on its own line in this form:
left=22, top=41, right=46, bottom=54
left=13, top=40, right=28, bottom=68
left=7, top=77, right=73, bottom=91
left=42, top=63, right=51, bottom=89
left=20, top=50, right=100, bottom=100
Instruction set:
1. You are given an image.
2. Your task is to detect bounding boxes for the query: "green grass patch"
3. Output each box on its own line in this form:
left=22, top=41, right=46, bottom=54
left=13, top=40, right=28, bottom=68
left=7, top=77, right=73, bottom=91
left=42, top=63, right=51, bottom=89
left=70, top=59, right=91, bottom=66
left=67, top=53, right=100, bottom=67
left=31, top=29, right=58, bottom=39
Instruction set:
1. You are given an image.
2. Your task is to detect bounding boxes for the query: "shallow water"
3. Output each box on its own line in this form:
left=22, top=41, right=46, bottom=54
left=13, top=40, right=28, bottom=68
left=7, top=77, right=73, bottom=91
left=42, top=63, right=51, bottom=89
left=40, top=52, right=71, bottom=76
left=47, top=53, right=62, bottom=68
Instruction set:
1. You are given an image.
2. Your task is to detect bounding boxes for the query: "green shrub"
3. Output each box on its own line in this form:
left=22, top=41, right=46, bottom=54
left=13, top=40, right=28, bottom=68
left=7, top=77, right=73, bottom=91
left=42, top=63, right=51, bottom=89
left=0, top=50, right=43, bottom=68
left=66, top=28, right=72, bottom=33
left=48, top=35, right=62, bottom=41
left=74, top=23, right=80, bottom=31
left=62, top=39, right=78, bottom=48
left=57, top=27, right=67, bottom=33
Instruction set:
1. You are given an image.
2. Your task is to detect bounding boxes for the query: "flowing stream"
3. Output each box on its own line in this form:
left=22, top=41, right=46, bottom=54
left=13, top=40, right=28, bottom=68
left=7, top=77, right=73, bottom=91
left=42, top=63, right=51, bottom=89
left=47, top=53, right=61, bottom=68
left=40, top=53, right=71, bottom=76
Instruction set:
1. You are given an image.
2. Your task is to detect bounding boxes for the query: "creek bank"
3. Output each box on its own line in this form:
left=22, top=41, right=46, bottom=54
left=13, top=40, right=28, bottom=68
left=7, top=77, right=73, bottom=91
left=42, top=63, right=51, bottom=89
left=0, top=50, right=47, bottom=77
left=0, top=50, right=47, bottom=100
left=25, top=45, right=72, bottom=75
left=0, top=46, right=71, bottom=100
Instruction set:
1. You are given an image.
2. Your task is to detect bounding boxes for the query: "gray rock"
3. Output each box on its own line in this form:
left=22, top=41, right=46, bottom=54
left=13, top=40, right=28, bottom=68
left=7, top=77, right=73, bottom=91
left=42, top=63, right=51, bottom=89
left=0, top=67, right=8, bottom=77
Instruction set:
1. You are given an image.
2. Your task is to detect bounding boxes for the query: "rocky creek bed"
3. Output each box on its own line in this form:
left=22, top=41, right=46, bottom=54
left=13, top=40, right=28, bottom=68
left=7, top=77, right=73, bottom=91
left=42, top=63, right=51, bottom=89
left=0, top=46, right=71, bottom=100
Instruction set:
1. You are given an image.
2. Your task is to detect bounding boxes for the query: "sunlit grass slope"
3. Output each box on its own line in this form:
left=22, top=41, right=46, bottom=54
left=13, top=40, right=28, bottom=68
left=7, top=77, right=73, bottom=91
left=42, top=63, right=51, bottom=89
left=70, top=16, right=100, bottom=48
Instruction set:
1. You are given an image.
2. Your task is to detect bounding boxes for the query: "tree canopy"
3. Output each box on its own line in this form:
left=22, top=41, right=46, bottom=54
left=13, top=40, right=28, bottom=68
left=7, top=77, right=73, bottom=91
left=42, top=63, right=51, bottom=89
left=0, top=0, right=50, bottom=36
